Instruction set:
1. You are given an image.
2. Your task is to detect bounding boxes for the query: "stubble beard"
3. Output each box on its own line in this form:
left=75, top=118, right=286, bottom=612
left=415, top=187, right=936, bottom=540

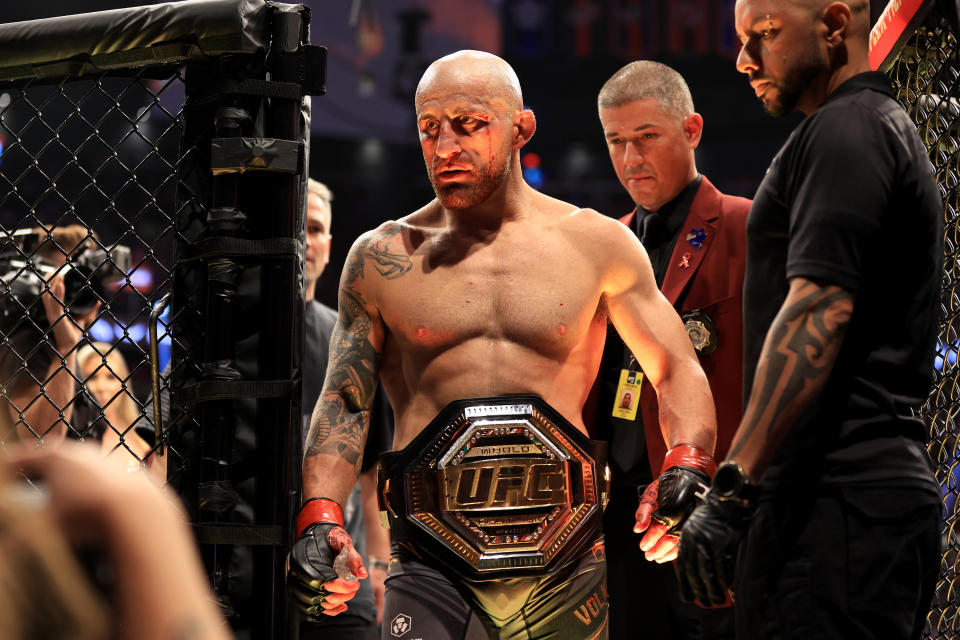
left=763, top=48, right=823, bottom=117
left=429, top=151, right=513, bottom=210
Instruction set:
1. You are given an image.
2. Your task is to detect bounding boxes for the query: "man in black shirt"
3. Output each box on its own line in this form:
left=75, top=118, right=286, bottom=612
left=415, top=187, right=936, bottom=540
left=595, top=60, right=750, bottom=639
left=677, top=2, right=943, bottom=639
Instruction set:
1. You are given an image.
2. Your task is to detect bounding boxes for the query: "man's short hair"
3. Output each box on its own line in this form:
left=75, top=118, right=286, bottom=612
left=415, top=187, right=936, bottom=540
left=598, top=61, right=695, bottom=119
left=307, top=178, right=333, bottom=231
left=307, top=178, right=333, bottom=208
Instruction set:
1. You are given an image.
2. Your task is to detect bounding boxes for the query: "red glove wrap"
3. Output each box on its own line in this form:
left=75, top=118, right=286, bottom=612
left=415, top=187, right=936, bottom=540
left=296, top=497, right=344, bottom=538
left=661, top=443, right=717, bottom=476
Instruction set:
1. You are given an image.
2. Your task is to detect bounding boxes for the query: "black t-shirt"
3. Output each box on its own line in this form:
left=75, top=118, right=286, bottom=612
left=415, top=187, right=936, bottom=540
left=743, top=72, right=941, bottom=492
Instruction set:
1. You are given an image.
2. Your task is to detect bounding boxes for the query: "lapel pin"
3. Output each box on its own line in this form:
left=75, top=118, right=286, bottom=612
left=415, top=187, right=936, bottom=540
left=679, top=253, right=691, bottom=269
left=686, top=228, right=707, bottom=249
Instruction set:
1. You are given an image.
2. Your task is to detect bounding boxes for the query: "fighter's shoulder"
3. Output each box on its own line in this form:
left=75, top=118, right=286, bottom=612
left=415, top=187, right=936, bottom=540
left=349, top=206, right=431, bottom=254
left=561, top=205, right=638, bottom=246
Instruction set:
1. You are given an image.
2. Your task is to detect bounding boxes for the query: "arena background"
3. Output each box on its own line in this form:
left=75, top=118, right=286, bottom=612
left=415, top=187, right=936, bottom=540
left=0, top=0, right=957, bottom=637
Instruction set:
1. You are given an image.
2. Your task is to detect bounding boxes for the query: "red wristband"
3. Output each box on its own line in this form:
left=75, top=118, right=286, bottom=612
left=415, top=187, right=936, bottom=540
left=297, top=497, right=344, bottom=538
left=661, top=443, right=717, bottom=477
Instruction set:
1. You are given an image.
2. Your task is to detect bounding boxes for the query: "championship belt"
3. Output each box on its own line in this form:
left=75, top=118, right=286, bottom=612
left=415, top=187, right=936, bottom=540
left=378, top=396, right=609, bottom=581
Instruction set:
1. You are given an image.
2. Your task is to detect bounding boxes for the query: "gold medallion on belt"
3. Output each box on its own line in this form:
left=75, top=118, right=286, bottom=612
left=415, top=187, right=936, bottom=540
left=378, top=396, right=608, bottom=579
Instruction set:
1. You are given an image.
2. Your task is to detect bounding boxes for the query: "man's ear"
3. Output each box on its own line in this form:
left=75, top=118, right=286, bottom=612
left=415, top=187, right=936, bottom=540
left=514, top=109, right=537, bottom=149
left=684, top=113, right=704, bottom=150
left=822, top=2, right=852, bottom=47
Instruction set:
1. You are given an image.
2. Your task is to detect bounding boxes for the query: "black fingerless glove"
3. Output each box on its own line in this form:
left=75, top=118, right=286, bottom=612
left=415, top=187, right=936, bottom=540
left=286, top=498, right=353, bottom=620
left=651, top=465, right=712, bottom=532
left=642, top=444, right=716, bottom=533
left=676, top=463, right=758, bottom=607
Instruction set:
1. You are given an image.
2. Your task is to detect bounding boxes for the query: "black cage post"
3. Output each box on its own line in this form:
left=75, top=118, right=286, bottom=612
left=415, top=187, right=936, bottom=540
left=171, top=3, right=325, bottom=636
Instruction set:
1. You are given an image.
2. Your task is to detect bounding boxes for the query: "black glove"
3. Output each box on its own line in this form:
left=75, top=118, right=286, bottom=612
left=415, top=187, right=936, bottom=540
left=635, top=444, right=715, bottom=562
left=675, top=474, right=757, bottom=607
left=647, top=465, right=712, bottom=531
left=286, top=498, right=364, bottom=620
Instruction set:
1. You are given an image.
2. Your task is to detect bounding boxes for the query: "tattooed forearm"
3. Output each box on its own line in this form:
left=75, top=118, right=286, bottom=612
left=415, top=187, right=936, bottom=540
left=305, top=391, right=370, bottom=469
left=304, top=226, right=397, bottom=470
left=305, top=308, right=378, bottom=467
left=729, top=279, right=853, bottom=465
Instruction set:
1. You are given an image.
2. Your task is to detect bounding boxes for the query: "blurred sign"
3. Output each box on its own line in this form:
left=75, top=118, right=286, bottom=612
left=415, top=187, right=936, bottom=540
left=869, top=0, right=929, bottom=70
left=504, top=0, right=755, bottom=62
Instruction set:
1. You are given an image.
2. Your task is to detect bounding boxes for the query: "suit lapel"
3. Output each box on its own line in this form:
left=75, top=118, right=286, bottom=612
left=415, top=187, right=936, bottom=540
left=661, top=177, right=722, bottom=305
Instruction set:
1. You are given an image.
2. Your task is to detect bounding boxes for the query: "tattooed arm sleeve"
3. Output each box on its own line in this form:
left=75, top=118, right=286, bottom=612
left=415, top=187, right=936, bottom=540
left=727, top=277, right=854, bottom=481
left=302, top=226, right=411, bottom=502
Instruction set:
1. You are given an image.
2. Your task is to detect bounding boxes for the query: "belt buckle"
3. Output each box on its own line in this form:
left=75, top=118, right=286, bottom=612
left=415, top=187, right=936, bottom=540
left=402, top=397, right=603, bottom=579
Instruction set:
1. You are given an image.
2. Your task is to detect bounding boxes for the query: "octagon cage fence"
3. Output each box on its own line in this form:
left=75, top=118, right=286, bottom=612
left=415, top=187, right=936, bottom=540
left=892, top=1, right=960, bottom=637
left=0, top=0, right=324, bottom=636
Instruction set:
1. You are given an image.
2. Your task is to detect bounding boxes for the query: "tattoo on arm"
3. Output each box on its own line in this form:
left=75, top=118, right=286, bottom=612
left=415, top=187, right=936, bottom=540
left=367, top=223, right=412, bottom=280
left=304, top=224, right=410, bottom=471
left=729, top=280, right=853, bottom=462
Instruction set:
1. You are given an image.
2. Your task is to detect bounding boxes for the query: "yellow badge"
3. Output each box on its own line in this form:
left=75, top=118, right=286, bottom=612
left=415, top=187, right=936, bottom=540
left=612, top=368, right=643, bottom=421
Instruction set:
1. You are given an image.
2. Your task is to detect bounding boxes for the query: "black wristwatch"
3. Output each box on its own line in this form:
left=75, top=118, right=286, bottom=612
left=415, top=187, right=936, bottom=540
left=711, top=461, right=760, bottom=504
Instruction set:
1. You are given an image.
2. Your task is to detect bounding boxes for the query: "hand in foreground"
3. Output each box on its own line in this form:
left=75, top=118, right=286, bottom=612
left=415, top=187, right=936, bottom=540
left=634, top=444, right=714, bottom=562
left=3, top=442, right=232, bottom=640
left=288, top=499, right=368, bottom=619
left=675, top=487, right=756, bottom=606
left=4, top=440, right=167, bottom=544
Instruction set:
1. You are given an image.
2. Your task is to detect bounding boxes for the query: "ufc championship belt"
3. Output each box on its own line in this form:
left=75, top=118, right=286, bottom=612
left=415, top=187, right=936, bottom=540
left=378, top=396, right=609, bottom=581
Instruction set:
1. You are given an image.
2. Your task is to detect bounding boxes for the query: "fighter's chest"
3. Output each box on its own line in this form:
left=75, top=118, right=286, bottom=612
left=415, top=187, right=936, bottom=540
left=378, top=245, right=600, bottom=350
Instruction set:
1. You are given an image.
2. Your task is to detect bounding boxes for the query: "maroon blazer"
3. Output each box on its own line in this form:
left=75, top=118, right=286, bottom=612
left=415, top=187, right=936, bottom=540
left=619, top=176, right=751, bottom=476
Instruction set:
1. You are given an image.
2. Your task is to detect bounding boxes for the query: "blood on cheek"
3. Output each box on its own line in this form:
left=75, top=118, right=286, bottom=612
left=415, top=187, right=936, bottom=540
left=483, top=127, right=494, bottom=168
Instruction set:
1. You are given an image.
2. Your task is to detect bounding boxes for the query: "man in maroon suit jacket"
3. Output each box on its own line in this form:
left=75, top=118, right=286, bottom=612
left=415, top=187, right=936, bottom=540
left=594, top=61, right=750, bottom=639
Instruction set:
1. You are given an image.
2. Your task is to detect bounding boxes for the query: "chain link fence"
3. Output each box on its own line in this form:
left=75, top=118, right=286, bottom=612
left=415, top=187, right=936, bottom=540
left=0, top=1, right=322, bottom=636
left=887, top=1, right=960, bottom=637
left=0, top=68, right=188, bottom=481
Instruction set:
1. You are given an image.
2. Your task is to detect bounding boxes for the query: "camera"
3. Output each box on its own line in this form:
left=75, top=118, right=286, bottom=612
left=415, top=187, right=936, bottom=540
left=0, top=228, right=131, bottom=331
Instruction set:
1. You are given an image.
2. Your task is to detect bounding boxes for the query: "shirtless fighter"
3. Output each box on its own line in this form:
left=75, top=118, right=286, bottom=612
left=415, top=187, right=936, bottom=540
left=287, top=50, right=717, bottom=639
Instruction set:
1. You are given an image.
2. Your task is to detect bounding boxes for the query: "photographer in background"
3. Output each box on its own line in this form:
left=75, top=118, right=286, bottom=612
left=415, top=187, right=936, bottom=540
left=0, top=225, right=103, bottom=443
left=77, top=342, right=166, bottom=481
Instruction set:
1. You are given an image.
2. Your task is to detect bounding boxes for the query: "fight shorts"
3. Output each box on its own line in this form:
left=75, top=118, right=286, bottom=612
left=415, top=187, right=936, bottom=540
left=377, top=396, right=609, bottom=638
left=382, top=537, right=608, bottom=640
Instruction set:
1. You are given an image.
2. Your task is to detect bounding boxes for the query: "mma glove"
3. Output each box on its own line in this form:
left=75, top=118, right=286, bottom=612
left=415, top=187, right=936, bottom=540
left=676, top=461, right=759, bottom=607
left=634, top=443, right=716, bottom=562
left=286, top=497, right=366, bottom=620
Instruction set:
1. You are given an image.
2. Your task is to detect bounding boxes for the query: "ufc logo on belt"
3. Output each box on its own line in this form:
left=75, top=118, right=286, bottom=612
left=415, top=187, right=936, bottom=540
left=441, top=459, right=568, bottom=511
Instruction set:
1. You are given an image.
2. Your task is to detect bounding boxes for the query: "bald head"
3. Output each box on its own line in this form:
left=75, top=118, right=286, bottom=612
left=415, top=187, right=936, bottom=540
left=416, top=50, right=523, bottom=116
left=789, top=0, right=871, bottom=37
